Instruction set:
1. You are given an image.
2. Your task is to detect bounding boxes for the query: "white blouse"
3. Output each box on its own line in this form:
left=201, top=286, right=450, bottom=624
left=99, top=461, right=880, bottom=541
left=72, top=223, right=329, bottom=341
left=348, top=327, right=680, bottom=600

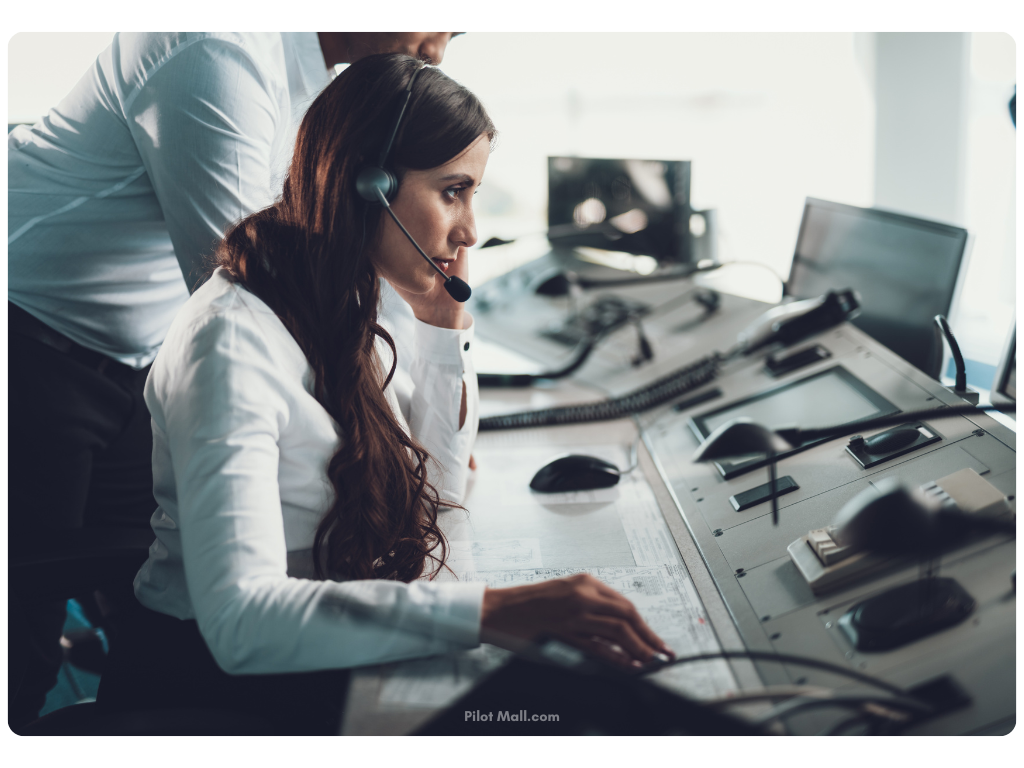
left=135, top=269, right=485, bottom=674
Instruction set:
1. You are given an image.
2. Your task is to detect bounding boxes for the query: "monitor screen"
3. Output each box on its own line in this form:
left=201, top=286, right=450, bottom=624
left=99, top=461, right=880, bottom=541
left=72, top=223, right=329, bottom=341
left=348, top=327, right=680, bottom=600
left=689, top=366, right=898, bottom=478
left=991, top=323, right=1015, bottom=416
left=1002, top=359, right=1015, bottom=400
left=786, top=198, right=968, bottom=376
left=547, top=157, right=692, bottom=264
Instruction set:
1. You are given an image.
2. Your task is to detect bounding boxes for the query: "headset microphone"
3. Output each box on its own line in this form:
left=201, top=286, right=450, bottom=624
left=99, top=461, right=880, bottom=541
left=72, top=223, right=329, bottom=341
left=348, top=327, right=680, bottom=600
left=371, top=186, right=473, bottom=302
left=355, top=63, right=472, bottom=303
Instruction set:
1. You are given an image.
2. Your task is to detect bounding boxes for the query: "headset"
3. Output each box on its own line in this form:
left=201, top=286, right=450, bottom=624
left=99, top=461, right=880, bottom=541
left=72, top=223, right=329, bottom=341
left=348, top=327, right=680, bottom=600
left=355, top=64, right=472, bottom=302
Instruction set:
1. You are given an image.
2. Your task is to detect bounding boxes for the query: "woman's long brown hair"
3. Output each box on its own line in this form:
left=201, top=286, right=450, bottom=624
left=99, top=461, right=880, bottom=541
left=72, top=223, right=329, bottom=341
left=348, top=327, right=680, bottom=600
left=213, top=54, right=495, bottom=582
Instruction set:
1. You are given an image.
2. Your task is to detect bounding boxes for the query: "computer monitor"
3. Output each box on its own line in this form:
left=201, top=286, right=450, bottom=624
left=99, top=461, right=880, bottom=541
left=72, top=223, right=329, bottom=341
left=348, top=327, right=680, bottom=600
left=547, top=157, right=693, bottom=265
left=991, top=322, right=1015, bottom=417
left=786, top=198, right=969, bottom=377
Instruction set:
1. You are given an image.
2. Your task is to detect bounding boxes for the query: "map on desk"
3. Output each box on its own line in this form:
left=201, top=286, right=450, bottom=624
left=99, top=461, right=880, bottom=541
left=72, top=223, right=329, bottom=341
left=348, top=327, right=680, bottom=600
left=378, top=566, right=736, bottom=709
left=375, top=442, right=736, bottom=710
left=458, top=441, right=686, bottom=568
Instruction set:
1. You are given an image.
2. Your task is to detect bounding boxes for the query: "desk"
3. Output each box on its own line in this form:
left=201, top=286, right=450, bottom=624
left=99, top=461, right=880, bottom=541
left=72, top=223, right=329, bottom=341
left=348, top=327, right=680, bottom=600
left=342, top=387, right=762, bottom=735
left=342, top=254, right=1016, bottom=735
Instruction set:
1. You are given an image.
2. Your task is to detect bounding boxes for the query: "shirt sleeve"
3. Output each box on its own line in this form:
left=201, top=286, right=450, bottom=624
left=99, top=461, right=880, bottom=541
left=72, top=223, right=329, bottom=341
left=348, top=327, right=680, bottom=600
left=389, top=313, right=479, bottom=506
left=125, top=38, right=282, bottom=292
left=151, top=304, right=484, bottom=675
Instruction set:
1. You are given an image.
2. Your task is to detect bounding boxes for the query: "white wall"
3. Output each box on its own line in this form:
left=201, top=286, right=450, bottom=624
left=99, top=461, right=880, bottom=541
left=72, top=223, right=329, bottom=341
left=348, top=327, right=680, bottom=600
left=873, top=33, right=970, bottom=225
left=868, top=32, right=1017, bottom=370
left=8, top=32, right=115, bottom=124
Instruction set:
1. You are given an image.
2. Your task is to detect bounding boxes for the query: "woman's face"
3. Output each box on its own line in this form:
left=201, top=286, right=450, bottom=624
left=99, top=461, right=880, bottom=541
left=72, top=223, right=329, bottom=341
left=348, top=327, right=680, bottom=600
left=372, top=133, right=489, bottom=296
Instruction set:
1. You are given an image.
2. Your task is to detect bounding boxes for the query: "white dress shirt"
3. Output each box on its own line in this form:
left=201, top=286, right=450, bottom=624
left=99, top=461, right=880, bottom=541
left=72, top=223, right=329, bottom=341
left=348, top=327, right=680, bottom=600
left=134, top=269, right=484, bottom=674
left=8, top=32, right=331, bottom=369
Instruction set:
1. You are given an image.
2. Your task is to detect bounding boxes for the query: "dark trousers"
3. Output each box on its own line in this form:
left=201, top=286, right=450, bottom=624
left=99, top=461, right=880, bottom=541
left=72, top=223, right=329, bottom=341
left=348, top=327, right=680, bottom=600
left=8, top=303, right=157, bottom=729
left=97, top=602, right=350, bottom=735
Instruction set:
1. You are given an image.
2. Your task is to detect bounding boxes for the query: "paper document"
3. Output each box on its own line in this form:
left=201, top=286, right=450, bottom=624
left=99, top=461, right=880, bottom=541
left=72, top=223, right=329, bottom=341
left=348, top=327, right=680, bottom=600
left=445, top=538, right=543, bottom=572
left=616, top=492, right=685, bottom=567
left=465, top=440, right=681, bottom=567
left=377, top=563, right=736, bottom=709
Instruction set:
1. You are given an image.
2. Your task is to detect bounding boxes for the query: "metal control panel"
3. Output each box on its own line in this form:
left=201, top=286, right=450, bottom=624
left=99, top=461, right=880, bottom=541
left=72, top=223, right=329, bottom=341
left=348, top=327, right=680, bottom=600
left=470, top=254, right=1016, bottom=735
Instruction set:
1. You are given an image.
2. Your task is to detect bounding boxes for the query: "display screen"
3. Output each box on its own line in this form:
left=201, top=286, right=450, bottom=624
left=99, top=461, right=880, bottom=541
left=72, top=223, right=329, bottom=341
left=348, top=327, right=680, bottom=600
left=992, top=325, right=1015, bottom=416
left=1003, top=359, right=1015, bottom=400
left=547, top=157, right=692, bottom=264
left=999, top=344, right=1015, bottom=399
left=786, top=199, right=968, bottom=376
left=689, top=367, right=898, bottom=477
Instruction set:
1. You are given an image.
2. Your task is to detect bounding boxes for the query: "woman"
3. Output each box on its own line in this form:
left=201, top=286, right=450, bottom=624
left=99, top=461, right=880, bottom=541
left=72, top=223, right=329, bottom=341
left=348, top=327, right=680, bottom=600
left=97, top=54, right=670, bottom=734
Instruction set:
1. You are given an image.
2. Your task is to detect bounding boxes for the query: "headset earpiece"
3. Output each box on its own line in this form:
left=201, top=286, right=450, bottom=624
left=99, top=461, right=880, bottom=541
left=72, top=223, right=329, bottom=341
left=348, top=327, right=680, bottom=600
left=356, top=166, right=397, bottom=203
left=357, top=63, right=424, bottom=205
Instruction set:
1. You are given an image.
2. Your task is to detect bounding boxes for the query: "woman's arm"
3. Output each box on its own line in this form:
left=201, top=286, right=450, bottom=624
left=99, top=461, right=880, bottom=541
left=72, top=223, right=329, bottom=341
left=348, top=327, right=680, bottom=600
left=146, top=297, right=485, bottom=674
left=401, top=315, right=478, bottom=505
left=380, top=265, right=477, bottom=505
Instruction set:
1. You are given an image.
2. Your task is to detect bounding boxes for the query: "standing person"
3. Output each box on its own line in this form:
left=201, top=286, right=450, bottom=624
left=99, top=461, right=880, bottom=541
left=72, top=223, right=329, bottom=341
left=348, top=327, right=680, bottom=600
left=95, top=54, right=673, bottom=735
left=7, top=31, right=457, bottom=731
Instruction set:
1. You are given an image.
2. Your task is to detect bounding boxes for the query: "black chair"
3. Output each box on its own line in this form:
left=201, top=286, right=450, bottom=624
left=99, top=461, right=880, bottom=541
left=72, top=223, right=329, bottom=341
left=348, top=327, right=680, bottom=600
left=9, top=527, right=155, bottom=604
left=10, top=527, right=273, bottom=735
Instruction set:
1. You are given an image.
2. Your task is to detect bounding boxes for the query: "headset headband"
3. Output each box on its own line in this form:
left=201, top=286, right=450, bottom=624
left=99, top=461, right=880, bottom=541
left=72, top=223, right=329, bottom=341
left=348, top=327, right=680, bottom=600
left=377, top=63, right=426, bottom=169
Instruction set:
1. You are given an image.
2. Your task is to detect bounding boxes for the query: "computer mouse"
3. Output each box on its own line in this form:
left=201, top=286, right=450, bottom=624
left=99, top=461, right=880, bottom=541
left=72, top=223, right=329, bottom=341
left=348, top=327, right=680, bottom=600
left=864, top=427, right=920, bottom=454
left=534, top=271, right=571, bottom=296
left=529, top=454, right=622, bottom=493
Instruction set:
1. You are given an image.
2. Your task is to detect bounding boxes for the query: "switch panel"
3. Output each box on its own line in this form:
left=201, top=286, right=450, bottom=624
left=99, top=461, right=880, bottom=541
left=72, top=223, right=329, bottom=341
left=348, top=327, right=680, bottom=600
left=923, top=468, right=1013, bottom=518
left=729, top=475, right=799, bottom=511
left=846, top=421, right=942, bottom=469
left=806, top=527, right=853, bottom=565
left=787, top=533, right=896, bottom=595
left=787, top=468, right=1010, bottom=595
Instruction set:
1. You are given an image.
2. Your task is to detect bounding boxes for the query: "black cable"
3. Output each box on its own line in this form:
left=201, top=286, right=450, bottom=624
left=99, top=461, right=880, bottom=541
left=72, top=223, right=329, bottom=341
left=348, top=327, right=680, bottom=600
left=478, top=298, right=635, bottom=388
left=631, top=320, right=654, bottom=367
left=642, top=286, right=721, bottom=322
left=642, top=649, right=913, bottom=699
left=478, top=353, right=720, bottom=431
left=478, top=295, right=647, bottom=387
left=478, top=289, right=718, bottom=388
left=478, top=337, right=599, bottom=388
left=934, top=315, right=968, bottom=391
left=780, top=402, right=1015, bottom=446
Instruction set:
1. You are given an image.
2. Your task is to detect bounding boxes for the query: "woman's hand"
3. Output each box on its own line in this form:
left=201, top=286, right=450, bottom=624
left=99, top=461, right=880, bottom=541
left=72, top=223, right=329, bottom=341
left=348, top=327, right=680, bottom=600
left=480, top=574, right=674, bottom=668
left=388, top=246, right=468, bottom=330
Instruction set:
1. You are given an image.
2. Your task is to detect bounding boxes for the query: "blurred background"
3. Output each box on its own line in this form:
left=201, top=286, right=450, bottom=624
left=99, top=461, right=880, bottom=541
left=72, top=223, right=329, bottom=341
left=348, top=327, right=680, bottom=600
left=8, top=31, right=1015, bottom=374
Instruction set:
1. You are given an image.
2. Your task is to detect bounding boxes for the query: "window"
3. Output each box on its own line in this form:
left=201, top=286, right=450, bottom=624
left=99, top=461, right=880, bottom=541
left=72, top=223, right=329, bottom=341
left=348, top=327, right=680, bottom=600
left=440, top=33, right=876, bottom=297
left=952, top=32, right=1016, bottom=380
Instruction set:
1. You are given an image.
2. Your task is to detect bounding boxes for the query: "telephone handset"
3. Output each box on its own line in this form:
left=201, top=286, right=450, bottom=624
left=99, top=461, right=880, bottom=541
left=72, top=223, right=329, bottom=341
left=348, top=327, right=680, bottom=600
left=736, top=289, right=860, bottom=356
